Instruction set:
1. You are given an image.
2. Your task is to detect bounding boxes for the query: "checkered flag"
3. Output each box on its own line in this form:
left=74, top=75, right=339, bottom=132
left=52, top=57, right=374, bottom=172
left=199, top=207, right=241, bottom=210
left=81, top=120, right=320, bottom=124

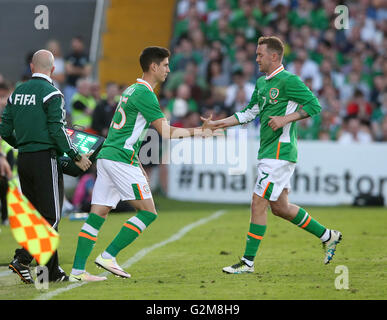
left=7, top=181, right=60, bottom=266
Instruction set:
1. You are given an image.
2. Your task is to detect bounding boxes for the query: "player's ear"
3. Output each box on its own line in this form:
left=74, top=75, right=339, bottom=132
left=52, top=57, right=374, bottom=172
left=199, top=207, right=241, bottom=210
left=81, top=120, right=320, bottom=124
left=150, top=62, right=157, bottom=73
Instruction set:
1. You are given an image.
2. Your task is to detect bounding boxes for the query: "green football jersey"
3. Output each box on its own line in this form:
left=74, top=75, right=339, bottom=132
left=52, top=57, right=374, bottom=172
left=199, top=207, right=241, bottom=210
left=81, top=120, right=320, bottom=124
left=234, top=65, right=321, bottom=163
left=97, top=78, right=165, bottom=166
left=0, top=73, right=79, bottom=159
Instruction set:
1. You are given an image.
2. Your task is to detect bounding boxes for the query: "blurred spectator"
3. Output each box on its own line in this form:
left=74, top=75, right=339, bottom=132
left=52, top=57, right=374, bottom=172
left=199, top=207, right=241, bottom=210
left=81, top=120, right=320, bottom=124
left=319, top=59, right=345, bottom=90
left=90, top=81, right=101, bottom=104
left=379, top=116, right=387, bottom=142
left=206, top=60, right=230, bottom=87
left=370, top=75, right=386, bottom=108
left=287, top=48, right=322, bottom=92
left=229, top=0, right=261, bottom=36
left=0, top=82, right=11, bottom=112
left=91, top=82, right=119, bottom=137
left=298, top=116, right=321, bottom=141
left=371, top=91, right=387, bottom=140
left=46, top=40, right=65, bottom=89
left=164, top=60, right=207, bottom=103
left=182, top=111, right=201, bottom=128
left=208, top=14, right=234, bottom=52
left=177, top=0, right=207, bottom=20
left=207, top=0, right=232, bottom=25
left=340, top=72, right=369, bottom=105
left=167, top=83, right=199, bottom=123
left=202, top=86, right=227, bottom=116
left=346, top=89, right=373, bottom=122
left=199, top=42, right=232, bottom=80
left=232, top=86, right=250, bottom=113
left=288, top=0, right=314, bottom=29
left=224, top=69, right=255, bottom=113
left=70, top=78, right=96, bottom=129
left=338, top=116, right=373, bottom=144
left=170, top=37, right=201, bottom=72
left=21, top=52, right=34, bottom=81
left=242, top=60, right=258, bottom=84
left=189, top=28, right=208, bottom=64
left=72, top=166, right=96, bottom=213
left=64, top=36, right=92, bottom=113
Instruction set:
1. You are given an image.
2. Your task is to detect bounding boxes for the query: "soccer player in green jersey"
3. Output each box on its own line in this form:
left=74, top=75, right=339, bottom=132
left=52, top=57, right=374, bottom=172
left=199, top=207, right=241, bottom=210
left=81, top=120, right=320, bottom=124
left=69, top=46, right=210, bottom=282
left=202, top=36, right=342, bottom=274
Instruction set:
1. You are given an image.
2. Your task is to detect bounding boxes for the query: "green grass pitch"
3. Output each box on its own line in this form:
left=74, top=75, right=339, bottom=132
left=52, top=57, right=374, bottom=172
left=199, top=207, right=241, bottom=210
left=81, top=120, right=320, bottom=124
left=0, top=196, right=386, bottom=300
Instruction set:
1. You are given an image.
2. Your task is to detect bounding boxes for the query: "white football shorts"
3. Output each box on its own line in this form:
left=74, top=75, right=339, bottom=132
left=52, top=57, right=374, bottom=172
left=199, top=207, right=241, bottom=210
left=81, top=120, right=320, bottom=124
left=91, top=158, right=152, bottom=208
left=253, top=158, right=296, bottom=201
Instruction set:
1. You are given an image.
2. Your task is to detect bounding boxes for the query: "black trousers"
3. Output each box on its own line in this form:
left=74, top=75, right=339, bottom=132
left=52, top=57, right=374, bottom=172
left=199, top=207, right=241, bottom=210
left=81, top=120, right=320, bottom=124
left=14, top=149, right=64, bottom=281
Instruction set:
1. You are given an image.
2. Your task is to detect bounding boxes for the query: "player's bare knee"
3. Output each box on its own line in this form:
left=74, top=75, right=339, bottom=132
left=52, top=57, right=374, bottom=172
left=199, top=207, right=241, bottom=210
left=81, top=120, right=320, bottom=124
left=91, top=204, right=111, bottom=219
left=270, top=204, right=288, bottom=217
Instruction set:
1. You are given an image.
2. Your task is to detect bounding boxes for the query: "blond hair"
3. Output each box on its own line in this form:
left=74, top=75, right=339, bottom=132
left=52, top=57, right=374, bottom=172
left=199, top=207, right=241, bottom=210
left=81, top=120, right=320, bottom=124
left=258, top=36, right=284, bottom=59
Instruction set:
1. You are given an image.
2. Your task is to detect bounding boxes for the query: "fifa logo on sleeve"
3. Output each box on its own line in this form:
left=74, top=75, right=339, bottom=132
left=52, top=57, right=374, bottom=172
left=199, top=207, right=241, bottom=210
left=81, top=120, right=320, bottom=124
left=334, top=5, right=349, bottom=30
left=34, top=5, right=49, bottom=30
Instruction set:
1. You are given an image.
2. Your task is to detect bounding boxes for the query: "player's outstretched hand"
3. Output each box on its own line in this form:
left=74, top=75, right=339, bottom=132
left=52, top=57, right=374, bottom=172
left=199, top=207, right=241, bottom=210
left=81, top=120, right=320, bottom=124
left=75, top=154, right=92, bottom=171
left=200, top=114, right=217, bottom=130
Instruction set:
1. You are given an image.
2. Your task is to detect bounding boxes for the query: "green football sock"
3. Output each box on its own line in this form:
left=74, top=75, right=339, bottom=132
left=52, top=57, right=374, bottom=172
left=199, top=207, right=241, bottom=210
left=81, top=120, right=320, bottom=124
left=105, top=210, right=157, bottom=257
left=291, top=208, right=326, bottom=238
left=243, top=223, right=267, bottom=262
left=72, top=213, right=105, bottom=271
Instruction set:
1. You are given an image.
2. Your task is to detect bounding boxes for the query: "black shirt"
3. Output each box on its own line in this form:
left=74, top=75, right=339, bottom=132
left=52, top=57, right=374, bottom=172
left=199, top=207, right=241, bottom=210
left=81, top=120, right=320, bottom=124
left=91, top=99, right=117, bottom=137
left=65, top=52, right=89, bottom=86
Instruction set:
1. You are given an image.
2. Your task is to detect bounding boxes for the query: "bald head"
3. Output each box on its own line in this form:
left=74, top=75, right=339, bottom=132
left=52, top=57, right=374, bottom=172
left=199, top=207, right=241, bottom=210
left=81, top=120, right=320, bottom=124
left=31, top=49, right=55, bottom=75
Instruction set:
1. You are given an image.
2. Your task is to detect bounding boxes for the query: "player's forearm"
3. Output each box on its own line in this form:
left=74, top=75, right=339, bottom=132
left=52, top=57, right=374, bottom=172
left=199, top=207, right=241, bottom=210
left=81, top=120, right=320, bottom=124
left=268, top=109, right=311, bottom=131
left=285, top=109, right=310, bottom=124
left=213, top=116, right=240, bottom=129
left=169, top=126, right=204, bottom=139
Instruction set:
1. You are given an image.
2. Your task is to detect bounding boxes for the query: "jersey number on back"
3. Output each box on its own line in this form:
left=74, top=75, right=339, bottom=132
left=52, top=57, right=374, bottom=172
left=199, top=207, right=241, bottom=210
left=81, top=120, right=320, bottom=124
left=111, top=96, right=128, bottom=130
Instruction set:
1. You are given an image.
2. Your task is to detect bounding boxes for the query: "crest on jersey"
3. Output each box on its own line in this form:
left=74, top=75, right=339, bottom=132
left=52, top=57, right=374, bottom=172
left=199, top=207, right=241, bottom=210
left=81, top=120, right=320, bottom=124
left=143, top=184, right=150, bottom=194
left=269, top=88, right=279, bottom=99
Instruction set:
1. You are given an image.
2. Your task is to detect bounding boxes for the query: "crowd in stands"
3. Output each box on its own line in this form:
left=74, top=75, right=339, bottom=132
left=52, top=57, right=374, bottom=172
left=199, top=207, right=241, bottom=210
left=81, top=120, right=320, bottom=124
left=0, top=0, right=387, bottom=220
left=161, top=0, right=387, bottom=143
left=1, top=1, right=387, bottom=143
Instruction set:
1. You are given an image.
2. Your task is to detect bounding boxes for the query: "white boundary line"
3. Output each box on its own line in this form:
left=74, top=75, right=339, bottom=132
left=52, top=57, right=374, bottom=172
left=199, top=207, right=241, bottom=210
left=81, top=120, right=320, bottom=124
left=35, top=209, right=227, bottom=300
left=0, top=270, right=12, bottom=277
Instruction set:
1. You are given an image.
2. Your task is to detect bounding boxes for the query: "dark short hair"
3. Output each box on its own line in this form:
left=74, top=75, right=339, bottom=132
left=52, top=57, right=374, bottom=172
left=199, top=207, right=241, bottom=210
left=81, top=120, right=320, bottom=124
left=258, top=36, right=284, bottom=59
left=73, top=35, right=84, bottom=42
left=139, top=46, right=170, bottom=72
left=0, top=82, right=10, bottom=91
left=105, top=81, right=118, bottom=88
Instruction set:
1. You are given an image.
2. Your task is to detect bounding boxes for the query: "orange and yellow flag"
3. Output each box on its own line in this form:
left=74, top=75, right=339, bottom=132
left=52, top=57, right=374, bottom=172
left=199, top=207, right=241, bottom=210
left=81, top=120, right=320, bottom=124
left=7, top=183, right=60, bottom=266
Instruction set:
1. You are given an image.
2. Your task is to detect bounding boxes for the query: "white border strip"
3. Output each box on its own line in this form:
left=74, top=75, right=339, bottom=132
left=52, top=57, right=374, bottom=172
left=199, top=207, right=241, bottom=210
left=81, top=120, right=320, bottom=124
left=0, top=270, right=11, bottom=277
left=89, top=0, right=105, bottom=65
left=35, top=209, right=227, bottom=300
